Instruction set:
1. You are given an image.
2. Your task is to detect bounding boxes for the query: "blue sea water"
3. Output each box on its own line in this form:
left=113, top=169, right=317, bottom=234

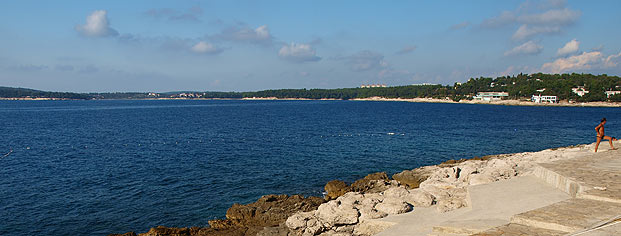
left=1, top=100, right=620, bottom=236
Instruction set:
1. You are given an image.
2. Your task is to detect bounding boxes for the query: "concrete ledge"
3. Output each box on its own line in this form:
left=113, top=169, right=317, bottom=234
left=532, top=164, right=587, bottom=197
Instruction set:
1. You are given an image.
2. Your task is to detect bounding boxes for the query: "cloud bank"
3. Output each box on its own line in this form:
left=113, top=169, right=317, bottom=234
left=541, top=51, right=621, bottom=73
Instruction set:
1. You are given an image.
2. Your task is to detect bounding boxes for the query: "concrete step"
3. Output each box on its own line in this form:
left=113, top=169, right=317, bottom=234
left=533, top=152, right=621, bottom=204
left=510, top=198, right=621, bottom=233
left=472, top=223, right=565, bottom=236
left=532, top=164, right=586, bottom=197
left=430, top=219, right=507, bottom=235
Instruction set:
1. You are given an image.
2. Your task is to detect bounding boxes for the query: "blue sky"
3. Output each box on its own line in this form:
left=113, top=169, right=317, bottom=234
left=1, top=0, right=620, bottom=92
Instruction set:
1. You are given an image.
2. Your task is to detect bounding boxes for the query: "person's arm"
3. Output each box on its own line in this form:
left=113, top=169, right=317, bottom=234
left=595, top=123, right=603, bottom=133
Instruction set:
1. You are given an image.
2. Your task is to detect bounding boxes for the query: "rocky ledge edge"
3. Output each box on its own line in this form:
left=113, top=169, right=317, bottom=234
left=110, top=144, right=589, bottom=236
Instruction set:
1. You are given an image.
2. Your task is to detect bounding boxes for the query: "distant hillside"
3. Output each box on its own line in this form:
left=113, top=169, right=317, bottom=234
left=0, top=86, right=91, bottom=99
left=2, top=73, right=621, bottom=102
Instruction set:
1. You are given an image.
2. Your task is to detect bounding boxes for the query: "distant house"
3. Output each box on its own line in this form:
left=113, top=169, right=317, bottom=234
left=605, top=90, right=621, bottom=98
left=360, top=84, right=387, bottom=88
left=532, top=94, right=557, bottom=103
left=536, top=88, right=546, bottom=93
left=571, top=86, right=589, bottom=97
left=473, top=92, right=509, bottom=101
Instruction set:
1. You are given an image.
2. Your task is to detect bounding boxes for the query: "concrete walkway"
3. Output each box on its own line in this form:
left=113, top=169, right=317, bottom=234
left=374, top=145, right=621, bottom=236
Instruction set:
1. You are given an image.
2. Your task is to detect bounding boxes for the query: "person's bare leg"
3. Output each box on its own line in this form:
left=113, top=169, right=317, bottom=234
left=595, top=137, right=602, bottom=152
left=605, top=136, right=617, bottom=150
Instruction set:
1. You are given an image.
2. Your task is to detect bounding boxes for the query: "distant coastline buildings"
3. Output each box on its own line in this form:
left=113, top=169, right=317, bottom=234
left=532, top=95, right=557, bottom=103
left=360, top=84, right=387, bottom=88
left=473, top=92, right=509, bottom=101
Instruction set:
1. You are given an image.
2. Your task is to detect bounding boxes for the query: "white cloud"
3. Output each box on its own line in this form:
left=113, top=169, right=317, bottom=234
left=604, top=52, right=621, bottom=68
left=215, top=24, right=273, bottom=45
left=540, top=51, right=621, bottom=73
left=191, top=41, right=223, bottom=54
left=396, top=46, right=417, bottom=55
left=512, top=24, right=560, bottom=40
left=75, top=10, right=119, bottom=37
left=518, top=8, right=580, bottom=26
left=278, top=43, right=321, bottom=62
left=504, top=40, right=543, bottom=56
left=481, top=1, right=580, bottom=41
left=557, top=39, right=579, bottom=56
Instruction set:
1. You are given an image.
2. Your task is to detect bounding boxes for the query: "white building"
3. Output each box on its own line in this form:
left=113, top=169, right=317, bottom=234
left=572, top=86, right=589, bottom=97
left=473, top=92, right=509, bottom=101
left=605, top=91, right=621, bottom=98
left=360, top=84, right=387, bottom=88
left=532, top=94, right=557, bottom=103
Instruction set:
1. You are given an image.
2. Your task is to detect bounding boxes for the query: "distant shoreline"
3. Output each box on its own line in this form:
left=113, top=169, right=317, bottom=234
left=3, top=96, right=621, bottom=107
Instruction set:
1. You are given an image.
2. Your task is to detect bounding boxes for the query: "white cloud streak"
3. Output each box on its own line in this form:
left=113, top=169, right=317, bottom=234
left=504, top=40, right=543, bottom=56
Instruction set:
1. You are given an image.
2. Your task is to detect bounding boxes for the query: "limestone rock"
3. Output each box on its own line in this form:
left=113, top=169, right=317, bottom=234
left=314, top=200, right=360, bottom=227
left=375, top=199, right=412, bottom=215
left=404, top=188, right=435, bottom=207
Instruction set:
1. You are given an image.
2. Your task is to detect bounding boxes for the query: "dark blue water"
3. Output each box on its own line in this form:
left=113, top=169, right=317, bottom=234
left=1, top=100, right=620, bottom=236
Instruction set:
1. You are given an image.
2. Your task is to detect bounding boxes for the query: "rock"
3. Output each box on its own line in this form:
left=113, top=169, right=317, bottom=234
left=436, top=198, right=467, bottom=212
left=404, top=189, right=435, bottom=207
left=315, top=200, right=360, bottom=227
left=468, top=173, right=495, bottom=185
left=256, top=224, right=290, bottom=236
left=225, top=194, right=325, bottom=227
left=324, top=180, right=351, bottom=200
left=136, top=226, right=193, bottom=236
left=392, top=166, right=437, bottom=188
left=108, top=233, right=137, bottom=236
left=382, top=186, right=409, bottom=198
left=358, top=207, right=388, bottom=221
left=285, top=211, right=316, bottom=230
left=336, top=192, right=364, bottom=207
left=374, top=199, right=412, bottom=215
left=353, top=221, right=395, bottom=236
left=350, top=172, right=391, bottom=194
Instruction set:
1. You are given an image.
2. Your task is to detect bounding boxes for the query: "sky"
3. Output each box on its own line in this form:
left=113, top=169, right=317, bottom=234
left=1, top=0, right=621, bottom=92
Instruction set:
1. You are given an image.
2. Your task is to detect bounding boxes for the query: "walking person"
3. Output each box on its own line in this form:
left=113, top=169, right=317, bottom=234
left=594, top=118, right=617, bottom=152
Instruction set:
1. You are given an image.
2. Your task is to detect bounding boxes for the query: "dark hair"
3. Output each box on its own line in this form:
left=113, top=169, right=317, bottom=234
left=602, top=118, right=607, bottom=122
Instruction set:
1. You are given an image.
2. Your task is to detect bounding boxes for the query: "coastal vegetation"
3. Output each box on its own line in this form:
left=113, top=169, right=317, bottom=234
left=2, top=73, right=621, bottom=102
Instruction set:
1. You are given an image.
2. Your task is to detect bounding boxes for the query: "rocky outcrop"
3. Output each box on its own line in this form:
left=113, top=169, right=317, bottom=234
left=109, top=194, right=324, bottom=236
left=323, top=172, right=394, bottom=200
left=391, top=166, right=438, bottom=188
left=112, top=145, right=591, bottom=236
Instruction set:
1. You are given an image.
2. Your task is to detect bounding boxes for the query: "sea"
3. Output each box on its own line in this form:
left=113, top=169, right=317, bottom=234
left=1, top=100, right=620, bottom=236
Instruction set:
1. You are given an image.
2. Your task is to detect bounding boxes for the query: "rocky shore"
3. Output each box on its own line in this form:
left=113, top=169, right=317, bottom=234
left=110, top=144, right=590, bottom=236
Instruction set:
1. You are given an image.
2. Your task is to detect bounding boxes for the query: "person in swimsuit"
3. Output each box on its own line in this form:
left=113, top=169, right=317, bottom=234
left=594, top=118, right=617, bottom=152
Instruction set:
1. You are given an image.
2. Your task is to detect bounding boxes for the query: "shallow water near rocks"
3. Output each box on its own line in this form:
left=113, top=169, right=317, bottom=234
left=1, top=100, right=620, bottom=236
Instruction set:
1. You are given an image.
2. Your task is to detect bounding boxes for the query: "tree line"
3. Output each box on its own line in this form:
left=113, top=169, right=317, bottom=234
left=2, top=73, right=621, bottom=102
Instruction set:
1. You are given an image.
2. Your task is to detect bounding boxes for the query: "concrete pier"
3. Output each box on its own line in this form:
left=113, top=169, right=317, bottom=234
left=375, top=145, right=621, bottom=236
